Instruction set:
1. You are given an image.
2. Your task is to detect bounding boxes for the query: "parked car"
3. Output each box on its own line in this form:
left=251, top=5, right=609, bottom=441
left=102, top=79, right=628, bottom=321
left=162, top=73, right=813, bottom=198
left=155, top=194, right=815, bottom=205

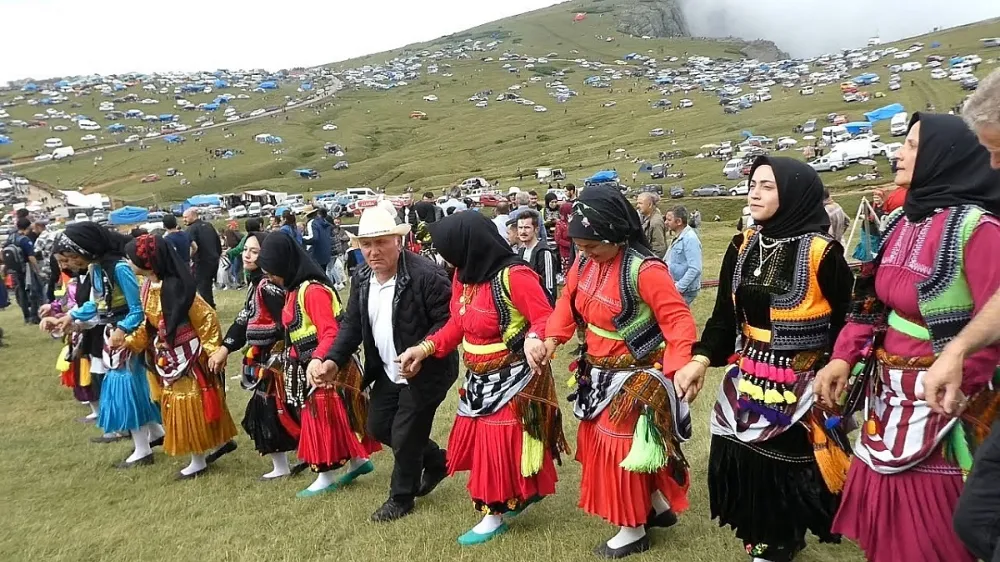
left=729, top=181, right=749, bottom=196
left=669, top=186, right=685, bottom=199
left=140, top=174, right=160, bottom=183
left=692, top=184, right=724, bottom=197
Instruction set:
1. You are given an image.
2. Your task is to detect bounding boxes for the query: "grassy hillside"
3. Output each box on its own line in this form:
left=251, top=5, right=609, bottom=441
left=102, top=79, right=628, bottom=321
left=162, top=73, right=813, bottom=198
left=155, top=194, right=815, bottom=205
left=3, top=12, right=999, bottom=215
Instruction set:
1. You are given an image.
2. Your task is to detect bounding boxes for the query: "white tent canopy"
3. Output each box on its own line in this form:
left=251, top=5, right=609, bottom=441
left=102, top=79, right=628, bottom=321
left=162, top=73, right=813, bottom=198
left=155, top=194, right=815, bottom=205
left=60, top=190, right=109, bottom=208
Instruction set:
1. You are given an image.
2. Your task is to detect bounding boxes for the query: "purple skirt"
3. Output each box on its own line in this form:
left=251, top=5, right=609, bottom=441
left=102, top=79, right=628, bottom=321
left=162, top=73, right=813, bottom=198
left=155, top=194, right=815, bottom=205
left=832, top=455, right=975, bottom=562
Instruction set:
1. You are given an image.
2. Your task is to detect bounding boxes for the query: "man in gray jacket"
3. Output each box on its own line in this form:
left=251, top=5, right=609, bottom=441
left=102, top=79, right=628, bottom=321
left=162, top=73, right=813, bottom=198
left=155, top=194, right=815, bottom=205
left=636, top=192, right=668, bottom=257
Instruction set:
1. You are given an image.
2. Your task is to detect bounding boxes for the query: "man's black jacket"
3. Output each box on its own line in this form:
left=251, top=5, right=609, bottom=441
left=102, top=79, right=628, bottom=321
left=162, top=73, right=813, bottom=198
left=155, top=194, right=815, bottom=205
left=325, top=250, right=458, bottom=406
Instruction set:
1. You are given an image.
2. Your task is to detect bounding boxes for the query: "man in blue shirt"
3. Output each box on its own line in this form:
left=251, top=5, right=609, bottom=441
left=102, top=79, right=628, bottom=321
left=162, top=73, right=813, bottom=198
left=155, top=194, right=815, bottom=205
left=2, top=217, right=42, bottom=323
left=664, top=206, right=702, bottom=305
left=162, top=214, right=192, bottom=264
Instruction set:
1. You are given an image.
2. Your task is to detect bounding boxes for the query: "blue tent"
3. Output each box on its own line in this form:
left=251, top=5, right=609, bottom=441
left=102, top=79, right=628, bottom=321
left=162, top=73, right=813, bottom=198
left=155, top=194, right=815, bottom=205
left=844, top=121, right=873, bottom=135
left=0, top=135, right=12, bottom=145
left=853, top=73, right=879, bottom=85
left=158, top=113, right=175, bottom=121
left=300, top=83, right=313, bottom=91
left=107, top=123, right=125, bottom=132
left=183, top=194, right=221, bottom=210
left=163, top=134, right=184, bottom=143
left=931, top=41, right=941, bottom=48
left=274, top=205, right=290, bottom=216
left=950, top=56, right=965, bottom=66
left=55, top=80, right=70, bottom=88
left=258, top=81, right=278, bottom=90
left=21, top=83, right=38, bottom=92
left=203, top=103, right=220, bottom=111
left=109, top=206, right=149, bottom=225
left=740, top=130, right=754, bottom=138
left=214, top=79, right=229, bottom=88
left=586, top=170, right=619, bottom=183
left=864, top=103, right=905, bottom=123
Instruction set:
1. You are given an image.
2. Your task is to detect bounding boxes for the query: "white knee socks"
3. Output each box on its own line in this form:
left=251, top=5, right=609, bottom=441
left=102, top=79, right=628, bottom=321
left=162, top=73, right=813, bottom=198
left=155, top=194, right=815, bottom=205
left=262, top=453, right=291, bottom=479
left=348, top=457, right=369, bottom=471
left=472, top=514, right=504, bottom=534
left=146, top=423, right=165, bottom=442
left=607, top=526, right=646, bottom=549
left=125, top=428, right=152, bottom=462
left=181, top=453, right=207, bottom=476
left=306, top=470, right=336, bottom=491
left=651, top=490, right=671, bottom=515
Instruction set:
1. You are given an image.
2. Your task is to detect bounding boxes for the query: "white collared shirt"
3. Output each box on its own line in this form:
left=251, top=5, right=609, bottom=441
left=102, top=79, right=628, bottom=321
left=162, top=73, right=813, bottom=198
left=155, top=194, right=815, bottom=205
left=368, top=273, right=404, bottom=385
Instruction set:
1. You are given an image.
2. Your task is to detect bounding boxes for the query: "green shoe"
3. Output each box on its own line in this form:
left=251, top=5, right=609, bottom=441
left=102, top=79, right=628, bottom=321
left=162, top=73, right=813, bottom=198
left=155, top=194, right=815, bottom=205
left=506, top=496, right=543, bottom=518
left=457, top=522, right=509, bottom=546
left=336, top=460, right=374, bottom=486
left=296, top=483, right=338, bottom=498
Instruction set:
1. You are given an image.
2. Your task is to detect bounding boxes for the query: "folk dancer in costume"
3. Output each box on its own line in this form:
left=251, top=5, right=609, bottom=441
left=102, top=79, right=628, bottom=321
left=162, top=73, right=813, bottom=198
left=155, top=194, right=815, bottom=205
left=543, top=186, right=698, bottom=559
left=398, top=212, right=570, bottom=545
left=42, top=224, right=163, bottom=465
left=320, top=206, right=459, bottom=522
left=815, top=113, right=1000, bottom=562
left=674, top=157, right=855, bottom=562
left=207, top=231, right=306, bottom=480
left=124, top=235, right=238, bottom=479
left=41, top=255, right=110, bottom=429
left=256, top=233, right=380, bottom=498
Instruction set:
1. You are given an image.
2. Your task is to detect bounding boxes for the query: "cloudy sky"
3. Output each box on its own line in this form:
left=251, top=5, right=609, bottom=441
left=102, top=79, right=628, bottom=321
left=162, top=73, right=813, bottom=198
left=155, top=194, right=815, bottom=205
left=2, top=0, right=996, bottom=84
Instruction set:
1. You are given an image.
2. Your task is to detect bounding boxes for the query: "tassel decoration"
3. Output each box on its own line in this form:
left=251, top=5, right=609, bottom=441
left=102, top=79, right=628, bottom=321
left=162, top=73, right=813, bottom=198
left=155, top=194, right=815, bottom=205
left=783, top=390, right=798, bottom=404
left=810, top=418, right=851, bottom=493
left=620, top=407, right=667, bottom=473
left=521, top=432, right=544, bottom=477
left=763, top=388, right=783, bottom=404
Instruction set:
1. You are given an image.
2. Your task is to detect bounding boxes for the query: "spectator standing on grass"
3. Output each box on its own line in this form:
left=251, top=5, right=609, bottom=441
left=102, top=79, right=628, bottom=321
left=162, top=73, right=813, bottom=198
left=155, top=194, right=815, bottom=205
left=664, top=206, right=702, bottom=305
left=280, top=210, right=302, bottom=244
left=2, top=217, right=42, bottom=323
left=396, top=192, right=420, bottom=230
left=636, top=192, right=668, bottom=257
left=492, top=201, right=511, bottom=239
left=414, top=191, right=439, bottom=224
left=163, top=214, right=193, bottom=264
left=824, top=189, right=849, bottom=244
left=509, top=191, right=549, bottom=244
left=513, top=210, right=558, bottom=306
left=183, top=208, right=222, bottom=308
left=327, top=216, right=350, bottom=290
left=303, top=206, right=333, bottom=276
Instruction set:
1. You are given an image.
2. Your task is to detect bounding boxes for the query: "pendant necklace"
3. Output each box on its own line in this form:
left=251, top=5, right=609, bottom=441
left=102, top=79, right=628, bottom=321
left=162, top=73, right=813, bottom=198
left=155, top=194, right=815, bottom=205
left=755, top=237, right=780, bottom=277
left=459, top=284, right=476, bottom=315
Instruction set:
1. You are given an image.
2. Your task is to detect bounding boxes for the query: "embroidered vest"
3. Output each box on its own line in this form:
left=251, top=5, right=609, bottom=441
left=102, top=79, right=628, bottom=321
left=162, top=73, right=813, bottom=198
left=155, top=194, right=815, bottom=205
left=579, top=247, right=665, bottom=361
left=489, top=266, right=530, bottom=353
left=246, top=278, right=283, bottom=348
left=734, top=230, right=833, bottom=352
left=90, top=262, right=128, bottom=322
left=287, top=281, right=341, bottom=357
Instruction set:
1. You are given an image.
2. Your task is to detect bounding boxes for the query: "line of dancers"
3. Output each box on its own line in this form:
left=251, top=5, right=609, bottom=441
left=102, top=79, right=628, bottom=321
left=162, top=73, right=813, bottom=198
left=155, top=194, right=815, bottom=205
left=37, top=111, right=1000, bottom=561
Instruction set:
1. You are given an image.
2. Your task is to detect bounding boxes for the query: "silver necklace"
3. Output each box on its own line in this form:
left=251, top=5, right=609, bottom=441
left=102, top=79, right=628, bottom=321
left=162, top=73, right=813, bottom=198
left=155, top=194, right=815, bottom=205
left=754, top=237, right=781, bottom=277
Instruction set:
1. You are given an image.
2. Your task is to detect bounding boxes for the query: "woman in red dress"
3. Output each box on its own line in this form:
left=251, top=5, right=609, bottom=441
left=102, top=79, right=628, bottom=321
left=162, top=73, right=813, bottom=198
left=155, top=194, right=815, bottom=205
left=257, top=233, right=380, bottom=498
left=544, top=186, right=698, bottom=558
left=398, top=212, right=569, bottom=546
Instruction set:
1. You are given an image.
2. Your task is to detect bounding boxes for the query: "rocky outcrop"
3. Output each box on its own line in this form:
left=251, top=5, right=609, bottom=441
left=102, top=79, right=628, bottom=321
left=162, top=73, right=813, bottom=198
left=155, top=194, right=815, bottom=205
left=615, top=0, right=690, bottom=38
left=734, top=39, right=790, bottom=62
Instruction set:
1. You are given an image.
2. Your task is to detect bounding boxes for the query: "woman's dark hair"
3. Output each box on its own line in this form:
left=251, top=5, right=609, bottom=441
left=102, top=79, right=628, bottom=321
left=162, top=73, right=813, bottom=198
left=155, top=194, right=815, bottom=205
left=245, top=217, right=262, bottom=232
left=282, top=210, right=296, bottom=226
left=162, top=214, right=178, bottom=229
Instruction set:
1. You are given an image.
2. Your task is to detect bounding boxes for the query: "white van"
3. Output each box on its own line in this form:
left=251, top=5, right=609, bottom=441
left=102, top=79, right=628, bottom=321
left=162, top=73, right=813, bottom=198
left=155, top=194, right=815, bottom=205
left=722, top=158, right=744, bottom=177
left=52, top=146, right=75, bottom=160
left=247, top=202, right=262, bottom=217
left=821, top=126, right=850, bottom=144
left=347, top=187, right=378, bottom=199
left=44, top=137, right=64, bottom=149
left=890, top=112, right=909, bottom=137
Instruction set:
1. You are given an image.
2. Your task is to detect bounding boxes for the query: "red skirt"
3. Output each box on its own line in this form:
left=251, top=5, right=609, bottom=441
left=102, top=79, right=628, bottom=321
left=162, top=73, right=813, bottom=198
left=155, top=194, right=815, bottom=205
left=832, top=455, right=974, bottom=562
left=447, top=403, right=558, bottom=514
left=297, top=388, right=381, bottom=468
left=577, top=407, right=690, bottom=527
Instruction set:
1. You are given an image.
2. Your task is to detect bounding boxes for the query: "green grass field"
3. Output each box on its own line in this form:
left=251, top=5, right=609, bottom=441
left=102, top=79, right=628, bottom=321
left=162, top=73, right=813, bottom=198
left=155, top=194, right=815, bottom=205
left=3, top=14, right=998, bottom=214
left=0, top=218, right=868, bottom=562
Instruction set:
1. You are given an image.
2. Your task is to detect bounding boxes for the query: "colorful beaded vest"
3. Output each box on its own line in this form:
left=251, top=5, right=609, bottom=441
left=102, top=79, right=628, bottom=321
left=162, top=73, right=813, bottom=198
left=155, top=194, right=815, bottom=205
left=286, top=281, right=341, bottom=358
left=489, top=266, right=530, bottom=354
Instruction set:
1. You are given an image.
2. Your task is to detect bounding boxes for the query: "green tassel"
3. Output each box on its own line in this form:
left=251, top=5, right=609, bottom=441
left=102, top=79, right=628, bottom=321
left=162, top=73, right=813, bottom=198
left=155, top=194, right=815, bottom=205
left=619, top=408, right=667, bottom=473
left=521, top=431, right=544, bottom=477
left=945, top=422, right=975, bottom=480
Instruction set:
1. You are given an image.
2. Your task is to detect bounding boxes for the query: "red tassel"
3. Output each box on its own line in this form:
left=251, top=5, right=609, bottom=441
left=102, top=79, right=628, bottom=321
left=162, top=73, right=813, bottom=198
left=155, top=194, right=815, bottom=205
left=193, top=366, right=221, bottom=424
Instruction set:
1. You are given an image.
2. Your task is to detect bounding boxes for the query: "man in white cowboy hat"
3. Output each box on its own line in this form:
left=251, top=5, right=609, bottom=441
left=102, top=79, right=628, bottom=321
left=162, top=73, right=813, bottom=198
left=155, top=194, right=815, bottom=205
left=302, top=205, right=333, bottom=276
left=320, top=206, right=458, bottom=523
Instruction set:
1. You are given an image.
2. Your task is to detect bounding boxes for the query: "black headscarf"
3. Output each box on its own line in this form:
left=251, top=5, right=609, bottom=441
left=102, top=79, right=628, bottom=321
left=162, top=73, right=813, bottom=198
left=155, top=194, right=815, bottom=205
left=568, top=185, right=654, bottom=256
left=257, top=231, right=332, bottom=291
left=748, top=156, right=831, bottom=239
left=125, top=234, right=196, bottom=346
left=426, top=211, right=524, bottom=284
left=60, top=222, right=131, bottom=273
left=544, top=191, right=559, bottom=210
left=903, top=112, right=1000, bottom=222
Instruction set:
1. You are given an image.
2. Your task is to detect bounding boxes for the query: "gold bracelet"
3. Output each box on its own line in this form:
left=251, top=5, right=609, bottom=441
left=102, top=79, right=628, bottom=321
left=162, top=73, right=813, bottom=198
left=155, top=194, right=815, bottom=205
left=419, top=340, right=436, bottom=357
left=691, top=355, right=711, bottom=367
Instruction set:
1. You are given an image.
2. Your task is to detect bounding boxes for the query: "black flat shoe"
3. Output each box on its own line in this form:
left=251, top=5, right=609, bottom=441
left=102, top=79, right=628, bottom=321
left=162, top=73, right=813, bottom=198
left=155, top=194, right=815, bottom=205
left=175, top=466, right=209, bottom=481
left=91, top=433, right=129, bottom=444
left=593, top=535, right=650, bottom=559
left=149, top=436, right=164, bottom=448
left=290, top=461, right=309, bottom=476
left=415, top=465, right=447, bottom=497
left=645, top=509, right=678, bottom=530
left=205, top=440, right=237, bottom=464
left=114, top=454, right=154, bottom=469
left=370, top=499, right=414, bottom=523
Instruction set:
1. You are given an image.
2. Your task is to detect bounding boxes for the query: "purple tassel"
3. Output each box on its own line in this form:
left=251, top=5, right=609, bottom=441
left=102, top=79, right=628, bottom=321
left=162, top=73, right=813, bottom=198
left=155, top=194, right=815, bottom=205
left=737, top=398, right=753, bottom=411
left=725, top=365, right=739, bottom=379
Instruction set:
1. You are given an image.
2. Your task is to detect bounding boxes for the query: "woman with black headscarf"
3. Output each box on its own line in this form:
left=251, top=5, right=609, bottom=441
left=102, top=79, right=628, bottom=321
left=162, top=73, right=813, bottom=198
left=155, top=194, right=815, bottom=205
left=542, top=185, right=697, bottom=558
left=814, top=113, right=1000, bottom=562
left=207, top=231, right=303, bottom=480
left=674, top=156, right=854, bottom=562
left=42, top=223, right=164, bottom=465
left=124, top=234, right=238, bottom=479
left=396, top=212, right=568, bottom=546
left=256, top=232, right=380, bottom=498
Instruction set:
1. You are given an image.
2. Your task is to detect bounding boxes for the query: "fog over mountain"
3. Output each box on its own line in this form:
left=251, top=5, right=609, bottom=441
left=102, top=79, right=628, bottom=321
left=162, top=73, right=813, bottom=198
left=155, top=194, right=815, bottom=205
left=678, top=0, right=998, bottom=57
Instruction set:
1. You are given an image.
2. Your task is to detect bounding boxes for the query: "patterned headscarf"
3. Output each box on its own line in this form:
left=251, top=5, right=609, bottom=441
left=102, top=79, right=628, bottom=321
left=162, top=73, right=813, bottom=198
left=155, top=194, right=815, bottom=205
left=568, top=185, right=654, bottom=257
